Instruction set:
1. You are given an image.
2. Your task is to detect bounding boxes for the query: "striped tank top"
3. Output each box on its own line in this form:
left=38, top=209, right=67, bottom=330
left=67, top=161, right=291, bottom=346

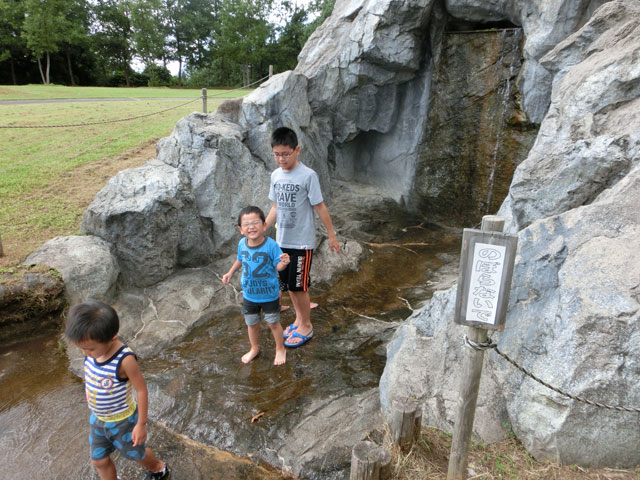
left=84, top=345, right=137, bottom=421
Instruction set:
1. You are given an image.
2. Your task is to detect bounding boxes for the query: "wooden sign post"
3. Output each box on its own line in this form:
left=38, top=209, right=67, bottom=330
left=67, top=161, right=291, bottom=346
left=447, top=215, right=517, bottom=480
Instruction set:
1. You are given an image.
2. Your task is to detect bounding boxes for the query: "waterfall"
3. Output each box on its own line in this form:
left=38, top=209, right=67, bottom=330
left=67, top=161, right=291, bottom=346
left=412, top=27, right=537, bottom=226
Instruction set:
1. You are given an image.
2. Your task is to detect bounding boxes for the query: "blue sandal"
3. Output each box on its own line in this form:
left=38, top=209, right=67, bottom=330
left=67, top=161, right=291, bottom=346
left=283, top=324, right=298, bottom=338
left=284, top=330, right=313, bottom=348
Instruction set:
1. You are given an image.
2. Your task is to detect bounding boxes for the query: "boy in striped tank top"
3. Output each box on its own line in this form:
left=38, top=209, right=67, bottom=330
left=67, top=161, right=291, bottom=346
left=65, top=301, right=170, bottom=480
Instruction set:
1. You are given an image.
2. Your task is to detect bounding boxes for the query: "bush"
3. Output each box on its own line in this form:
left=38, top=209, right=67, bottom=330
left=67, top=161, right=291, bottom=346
left=144, top=64, right=176, bottom=87
left=104, top=71, right=150, bottom=87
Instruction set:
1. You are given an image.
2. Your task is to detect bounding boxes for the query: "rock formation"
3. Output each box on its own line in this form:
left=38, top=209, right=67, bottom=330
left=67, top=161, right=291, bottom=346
left=23, top=0, right=640, bottom=473
left=381, top=0, right=640, bottom=468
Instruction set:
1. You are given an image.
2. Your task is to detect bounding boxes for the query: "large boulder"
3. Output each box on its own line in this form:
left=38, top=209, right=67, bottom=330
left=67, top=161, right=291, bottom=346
left=81, top=160, right=214, bottom=288
left=157, top=112, right=272, bottom=250
left=23, top=235, right=119, bottom=304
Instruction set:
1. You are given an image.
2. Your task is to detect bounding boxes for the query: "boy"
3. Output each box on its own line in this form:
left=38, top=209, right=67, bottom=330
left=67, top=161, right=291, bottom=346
left=65, top=301, right=170, bottom=480
left=222, top=206, right=290, bottom=365
left=265, top=127, right=340, bottom=348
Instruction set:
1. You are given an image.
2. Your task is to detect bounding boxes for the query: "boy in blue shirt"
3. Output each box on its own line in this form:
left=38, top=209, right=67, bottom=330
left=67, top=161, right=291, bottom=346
left=65, top=301, right=170, bottom=480
left=222, top=206, right=290, bottom=365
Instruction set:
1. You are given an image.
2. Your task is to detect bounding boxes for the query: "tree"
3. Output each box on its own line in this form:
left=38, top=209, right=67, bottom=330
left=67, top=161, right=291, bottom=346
left=215, top=0, right=273, bottom=86
left=0, top=0, right=27, bottom=85
left=130, top=0, right=168, bottom=67
left=164, top=0, right=216, bottom=86
left=59, top=0, right=92, bottom=86
left=22, top=0, right=72, bottom=84
left=269, top=4, right=308, bottom=73
left=91, top=0, right=135, bottom=86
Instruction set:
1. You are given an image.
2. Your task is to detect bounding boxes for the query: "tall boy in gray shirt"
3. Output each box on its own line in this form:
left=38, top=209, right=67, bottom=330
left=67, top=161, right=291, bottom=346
left=266, top=127, right=340, bottom=347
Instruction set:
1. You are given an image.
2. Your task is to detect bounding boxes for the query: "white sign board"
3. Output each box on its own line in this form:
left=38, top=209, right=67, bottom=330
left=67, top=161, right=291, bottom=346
left=464, top=243, right=506, bottom=324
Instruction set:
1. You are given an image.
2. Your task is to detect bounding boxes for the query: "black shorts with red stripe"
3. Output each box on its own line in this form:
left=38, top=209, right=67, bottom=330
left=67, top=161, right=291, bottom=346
left=279, top=248, right=313, bottom=292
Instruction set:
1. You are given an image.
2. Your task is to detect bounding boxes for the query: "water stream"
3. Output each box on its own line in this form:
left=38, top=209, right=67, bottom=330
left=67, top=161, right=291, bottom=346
left=0, top=220, right=461, bottom=479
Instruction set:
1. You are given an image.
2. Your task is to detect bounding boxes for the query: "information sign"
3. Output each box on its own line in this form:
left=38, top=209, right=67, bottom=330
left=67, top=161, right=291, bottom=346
left=454, top=228, right=517, bottom=330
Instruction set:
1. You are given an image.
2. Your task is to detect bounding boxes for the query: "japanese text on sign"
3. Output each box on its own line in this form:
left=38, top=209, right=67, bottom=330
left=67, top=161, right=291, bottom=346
left=464, top=243, right=506, bottom=324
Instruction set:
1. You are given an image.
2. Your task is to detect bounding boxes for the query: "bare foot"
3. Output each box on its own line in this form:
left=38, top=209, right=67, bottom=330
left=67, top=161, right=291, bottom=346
left=241, top=348, right=260, bottom=364
left=274, top=348, right=286, bottom=366
left=310, top=302, right=318, bottom=310
left=280, top=305, right=291, bottom=312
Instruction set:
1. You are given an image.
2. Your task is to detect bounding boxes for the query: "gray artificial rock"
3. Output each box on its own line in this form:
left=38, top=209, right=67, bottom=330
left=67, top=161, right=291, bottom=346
left=380, top=287, right=510, bottom=444
left=240, top=71, right=334, bottom=198
left=65, top=263, right=234, bottom=375
left=382, top=0, right=640, bottom=467
left=492, top=166, right=640, bottom=466
left=158, top=112, right=273, bottom=250
left=276, top=389, right=382, bottom=480
left=23, top=235, right=119, bottom=304
left=500, top=0, right=640, bottom=231
left=81, top=159, right=215, bottom=288
left=311, top=236, right=364, bottom=285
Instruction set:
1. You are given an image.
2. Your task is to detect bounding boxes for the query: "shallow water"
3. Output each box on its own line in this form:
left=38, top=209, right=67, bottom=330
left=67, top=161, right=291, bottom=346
left=0, top=222, right=461, bottom=479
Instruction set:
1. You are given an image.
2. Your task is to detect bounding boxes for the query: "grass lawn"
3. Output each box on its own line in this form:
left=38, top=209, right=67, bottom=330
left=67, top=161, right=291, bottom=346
left=0, top=86, right=248, bottom=268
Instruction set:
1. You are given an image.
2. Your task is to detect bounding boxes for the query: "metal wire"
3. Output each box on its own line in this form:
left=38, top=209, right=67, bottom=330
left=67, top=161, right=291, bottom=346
left=0, top=73, right=272, bottom=129
left=0, top=96, right=202, bottom=129
left=464, top=335, right=640, bottom=413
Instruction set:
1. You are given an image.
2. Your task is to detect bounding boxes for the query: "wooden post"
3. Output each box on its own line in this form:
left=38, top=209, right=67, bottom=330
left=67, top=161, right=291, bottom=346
left=350, top=441, right=392, bottom=480
left=0, top=233, right=3, bottom=256
left=202, top=88, right=207, bottom=113
left=379, top=448, right=392, bottom=480
left=390, top=397, right=421, bottom=451
left=269, top=64, right=273, bottom=78
left=447, top=215, right=505, bottom=480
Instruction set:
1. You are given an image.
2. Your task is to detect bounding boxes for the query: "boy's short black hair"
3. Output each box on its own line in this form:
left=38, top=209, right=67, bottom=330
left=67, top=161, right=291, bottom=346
left=271, top=127, right=298, bottom=149
left=65, top=301, right=120, bottom=343
left=237, top=206, right=266, bottom=226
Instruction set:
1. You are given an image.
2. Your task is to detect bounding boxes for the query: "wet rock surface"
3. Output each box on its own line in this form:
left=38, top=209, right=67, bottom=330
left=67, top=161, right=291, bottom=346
left=139, top=223, right=461, bottom=479
left=2, top=223, right=461, bottom=480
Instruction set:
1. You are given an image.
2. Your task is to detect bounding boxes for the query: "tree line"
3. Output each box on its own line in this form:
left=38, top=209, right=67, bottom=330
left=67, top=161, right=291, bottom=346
left=0, top=0, right=334, bottom=88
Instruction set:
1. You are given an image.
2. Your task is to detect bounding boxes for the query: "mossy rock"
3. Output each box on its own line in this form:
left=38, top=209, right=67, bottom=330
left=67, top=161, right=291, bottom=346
left=0, top=265, right=67, bottom=344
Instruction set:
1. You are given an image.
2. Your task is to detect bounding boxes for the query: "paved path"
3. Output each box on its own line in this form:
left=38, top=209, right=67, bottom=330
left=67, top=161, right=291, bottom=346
left=0, top=97, right=194, bottom=105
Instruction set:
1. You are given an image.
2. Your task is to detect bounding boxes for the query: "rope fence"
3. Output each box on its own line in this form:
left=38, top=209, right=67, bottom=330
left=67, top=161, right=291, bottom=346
left=0, top=73, right=272, bottom=129
left=464, top=335, right=640, bottom=413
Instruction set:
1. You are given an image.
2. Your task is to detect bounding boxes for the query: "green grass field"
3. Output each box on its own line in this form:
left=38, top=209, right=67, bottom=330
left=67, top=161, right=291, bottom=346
left=0, top=84, right=250, bottom=100
left=0, top=85, right=249, bottom=267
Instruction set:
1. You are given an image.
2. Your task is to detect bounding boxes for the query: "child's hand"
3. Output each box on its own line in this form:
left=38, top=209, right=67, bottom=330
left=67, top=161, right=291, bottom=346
left=221, top=272, right=232, bottom=285
left=132, top=423, right=147, bottom=446
left=280, top=253, right=290, bottom=265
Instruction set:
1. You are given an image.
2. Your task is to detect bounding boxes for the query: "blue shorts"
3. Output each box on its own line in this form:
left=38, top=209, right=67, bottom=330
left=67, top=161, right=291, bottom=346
left=89, top=408, right=146, bottom=461
left=242, top=298, right=280, bottom=326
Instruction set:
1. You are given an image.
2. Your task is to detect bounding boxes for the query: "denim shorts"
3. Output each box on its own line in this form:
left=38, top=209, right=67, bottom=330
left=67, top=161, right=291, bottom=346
left=89, top=408, right=146, bottom=461
left=242, top=298, right=280, bottom=326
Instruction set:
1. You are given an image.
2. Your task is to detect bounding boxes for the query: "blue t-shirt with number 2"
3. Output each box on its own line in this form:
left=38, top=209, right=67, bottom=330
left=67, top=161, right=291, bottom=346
left=237, top=236, right=283, bottom=303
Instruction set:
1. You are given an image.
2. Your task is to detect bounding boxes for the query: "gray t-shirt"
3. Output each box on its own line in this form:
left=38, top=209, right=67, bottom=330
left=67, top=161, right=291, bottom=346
left=269, top=162, right=323, bottom=249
